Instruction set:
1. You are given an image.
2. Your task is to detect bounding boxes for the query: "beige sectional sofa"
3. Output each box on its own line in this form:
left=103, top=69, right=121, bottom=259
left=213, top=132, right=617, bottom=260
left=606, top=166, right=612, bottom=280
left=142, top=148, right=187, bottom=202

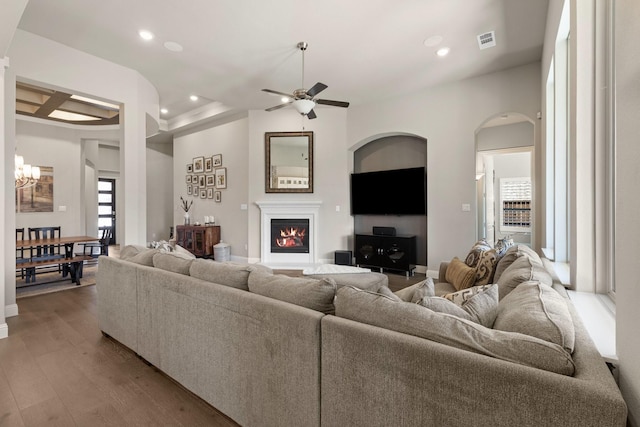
left=96, top=245, right=627, bottom=427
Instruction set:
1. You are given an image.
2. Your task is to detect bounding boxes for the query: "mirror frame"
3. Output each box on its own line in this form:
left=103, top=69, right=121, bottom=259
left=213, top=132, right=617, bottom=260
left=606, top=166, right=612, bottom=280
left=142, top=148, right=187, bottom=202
left=265, top=131, right=314, bottom=193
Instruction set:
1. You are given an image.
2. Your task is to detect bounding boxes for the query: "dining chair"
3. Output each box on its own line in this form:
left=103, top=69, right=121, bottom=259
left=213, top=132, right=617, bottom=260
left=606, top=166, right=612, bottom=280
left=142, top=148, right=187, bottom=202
left=16, top=228, right=30, bottom=279
left=78, top=227, right=112, bottom=258
left=28, top=226, right=64, bottom=274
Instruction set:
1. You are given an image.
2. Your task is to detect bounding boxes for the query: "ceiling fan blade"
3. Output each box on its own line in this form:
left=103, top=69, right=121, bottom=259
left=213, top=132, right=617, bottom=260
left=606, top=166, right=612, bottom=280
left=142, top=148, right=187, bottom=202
left=306, top=82, right=328, bottom=98
left=265, top=102, right=291, bottom=112
left=315, top=99, right=350, bottom=108
left=306, top=109, right=317, bottom=119
left=262, top=88, right=293, bottom=98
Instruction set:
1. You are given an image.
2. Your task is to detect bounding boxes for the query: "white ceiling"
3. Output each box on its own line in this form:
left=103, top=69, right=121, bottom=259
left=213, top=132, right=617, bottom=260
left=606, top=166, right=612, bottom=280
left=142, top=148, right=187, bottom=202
left=16, top=0, right=549, bottom=123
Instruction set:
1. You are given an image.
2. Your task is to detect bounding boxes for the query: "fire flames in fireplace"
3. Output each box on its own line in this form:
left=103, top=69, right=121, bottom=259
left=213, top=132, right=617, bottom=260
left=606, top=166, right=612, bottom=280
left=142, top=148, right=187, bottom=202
left=276, top=227, right=306, bottom=248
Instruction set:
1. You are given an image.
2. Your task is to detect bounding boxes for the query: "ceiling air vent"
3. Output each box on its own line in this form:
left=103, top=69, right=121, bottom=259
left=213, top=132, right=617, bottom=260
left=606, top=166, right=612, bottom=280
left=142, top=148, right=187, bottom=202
left=477, top=31, right=496, bottom=50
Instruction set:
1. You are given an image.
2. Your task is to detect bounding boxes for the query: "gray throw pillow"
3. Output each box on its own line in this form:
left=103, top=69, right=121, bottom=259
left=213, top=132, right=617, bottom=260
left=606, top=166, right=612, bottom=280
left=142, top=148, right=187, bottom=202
left=248, top=270, right=337, bottom=314
left=120, top=245, right=157, bottom=266
left=419, top=284, right=499, bottom=328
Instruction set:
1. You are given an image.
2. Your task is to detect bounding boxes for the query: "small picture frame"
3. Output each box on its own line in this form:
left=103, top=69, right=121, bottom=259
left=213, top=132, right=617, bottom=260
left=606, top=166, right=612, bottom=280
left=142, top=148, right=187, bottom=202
left=212, top=154, right=222, bottom=167
left=215, top=167, right=227, bottom=189
left=206, top=175, right=215, bottom=187
left=204, top=157, right=213, bottom=172
left=186, top=175, right=192, bottom=184
left=198, top=175, right=206, bottom=187
left=186, top=163, right=193, bottom=173
left=193, top=156, right=204, bottom=173
left=192, top=186, right=198, bottom=194
left=200, top=189, right=207, bottom=199
left=214, top=191, right=221, bottom=202
left=191, top=174, right=197, bottom=183
left=187, top=185, right=192, bottom=195
left=207, top=188, right=214, bottom=199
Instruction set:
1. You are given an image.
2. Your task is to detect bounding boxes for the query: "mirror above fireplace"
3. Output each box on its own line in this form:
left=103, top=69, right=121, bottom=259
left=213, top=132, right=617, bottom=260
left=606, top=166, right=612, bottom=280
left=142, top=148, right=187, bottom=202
left=265, top=131, right=313, bottom=193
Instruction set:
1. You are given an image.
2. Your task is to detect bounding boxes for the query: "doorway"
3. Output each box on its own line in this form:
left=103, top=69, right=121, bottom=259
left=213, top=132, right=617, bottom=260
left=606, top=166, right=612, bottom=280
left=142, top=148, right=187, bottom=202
left=98, top=178, right=116, bottom=244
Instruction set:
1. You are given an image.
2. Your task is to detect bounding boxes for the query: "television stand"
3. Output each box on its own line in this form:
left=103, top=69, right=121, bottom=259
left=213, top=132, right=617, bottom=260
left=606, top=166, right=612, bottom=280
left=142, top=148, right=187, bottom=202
left=354, top=233, right=416, bottom=277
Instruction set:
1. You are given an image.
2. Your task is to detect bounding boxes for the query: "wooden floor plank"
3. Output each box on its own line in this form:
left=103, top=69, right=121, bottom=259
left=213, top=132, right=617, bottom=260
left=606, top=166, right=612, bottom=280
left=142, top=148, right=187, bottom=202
left=18, top=396, right=76, bottom=427
left=0, top=366, right=25, bottom=427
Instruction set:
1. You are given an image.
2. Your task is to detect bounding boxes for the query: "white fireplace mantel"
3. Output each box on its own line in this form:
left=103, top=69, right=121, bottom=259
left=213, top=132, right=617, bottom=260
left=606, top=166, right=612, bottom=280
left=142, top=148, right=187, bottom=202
left=256, top=200, right=322, bottom=268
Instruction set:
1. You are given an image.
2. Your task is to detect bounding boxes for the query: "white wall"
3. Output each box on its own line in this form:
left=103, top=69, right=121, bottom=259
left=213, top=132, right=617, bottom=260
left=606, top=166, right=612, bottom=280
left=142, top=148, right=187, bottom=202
left=615, top=1, right=640, bottom=424
left=248, top=108, right=352, bottom=264
left=348, top=62, right=541, bottom=268
left=147, top=141, right=173, bottom=242
left=173, top=116, right=250, bottom=260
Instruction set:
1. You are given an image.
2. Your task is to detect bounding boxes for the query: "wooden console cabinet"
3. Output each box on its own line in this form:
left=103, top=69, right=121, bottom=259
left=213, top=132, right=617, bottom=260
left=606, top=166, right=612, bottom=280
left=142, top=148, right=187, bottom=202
left=176, top=225, right=221, bottom=258
left=355, top=233, right=416, bottom=276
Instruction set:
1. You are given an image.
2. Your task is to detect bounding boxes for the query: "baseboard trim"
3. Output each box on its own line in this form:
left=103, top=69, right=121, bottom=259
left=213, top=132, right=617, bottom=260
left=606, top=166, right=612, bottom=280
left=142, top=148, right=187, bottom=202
left=5, top=304, right=19, bottom=318
left=0, top=323, right=7, bottom=339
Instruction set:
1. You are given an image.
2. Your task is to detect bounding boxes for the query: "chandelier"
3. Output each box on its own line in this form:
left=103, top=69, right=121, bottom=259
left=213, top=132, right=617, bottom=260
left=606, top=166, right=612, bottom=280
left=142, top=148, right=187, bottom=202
left=15, top=154, right=40, bottom=189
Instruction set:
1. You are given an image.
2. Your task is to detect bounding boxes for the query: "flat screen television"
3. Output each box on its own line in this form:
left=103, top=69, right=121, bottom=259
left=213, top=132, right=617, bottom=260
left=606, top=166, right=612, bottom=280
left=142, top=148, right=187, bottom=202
left=350, top=167, right=426, bottom=215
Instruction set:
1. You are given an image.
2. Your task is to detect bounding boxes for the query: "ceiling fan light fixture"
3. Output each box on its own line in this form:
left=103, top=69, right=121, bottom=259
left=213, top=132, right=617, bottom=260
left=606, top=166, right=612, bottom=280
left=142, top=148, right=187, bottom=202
left=292, top=99, right=315, bottom=115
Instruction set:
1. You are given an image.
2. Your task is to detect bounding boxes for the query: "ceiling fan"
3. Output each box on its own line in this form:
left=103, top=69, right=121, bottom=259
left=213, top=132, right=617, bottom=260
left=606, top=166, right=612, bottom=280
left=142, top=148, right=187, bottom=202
left=262, top=42, right=349, bottom=119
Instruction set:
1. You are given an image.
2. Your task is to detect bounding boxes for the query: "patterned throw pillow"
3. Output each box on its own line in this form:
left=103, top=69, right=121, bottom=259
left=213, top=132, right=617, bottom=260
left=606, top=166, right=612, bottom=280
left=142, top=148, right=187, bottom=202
left=464, top=238, right=492, bottom=268
left=474, top=249, right=498, bottom=286
left=419, top=284, right=499, bottom=328
left=494, top=237, right=515, bottom=258
left=443, top=284, right=495, bottom=305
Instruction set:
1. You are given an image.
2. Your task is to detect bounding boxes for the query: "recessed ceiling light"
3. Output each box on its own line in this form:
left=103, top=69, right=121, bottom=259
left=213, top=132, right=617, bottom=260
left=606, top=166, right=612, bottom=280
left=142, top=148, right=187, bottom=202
left=423, top=35, right=443, bottom=47
left=138, top=30, right=154, bottom=41
left=436, top=47, right=450, bottom=57
left=190, top=95, right=199, bottom=102
left=164, top=41, right=183, bottom=52
left=160, top=108, right=168, bottom=114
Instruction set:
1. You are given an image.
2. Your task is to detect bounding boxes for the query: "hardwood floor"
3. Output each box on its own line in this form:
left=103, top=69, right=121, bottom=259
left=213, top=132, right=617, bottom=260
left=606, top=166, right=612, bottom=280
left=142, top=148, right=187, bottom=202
left=1, top=286, right=238, bottom=427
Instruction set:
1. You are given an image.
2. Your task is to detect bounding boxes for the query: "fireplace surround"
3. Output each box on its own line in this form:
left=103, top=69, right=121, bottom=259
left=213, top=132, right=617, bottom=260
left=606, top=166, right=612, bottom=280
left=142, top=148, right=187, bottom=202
left=256, top=200, right=321, bottom=267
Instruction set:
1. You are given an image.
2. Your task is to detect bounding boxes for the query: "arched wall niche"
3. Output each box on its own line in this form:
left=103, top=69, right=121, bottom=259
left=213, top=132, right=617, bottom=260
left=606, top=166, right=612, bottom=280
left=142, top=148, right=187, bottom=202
left=350, top=132, right=428, bottom=269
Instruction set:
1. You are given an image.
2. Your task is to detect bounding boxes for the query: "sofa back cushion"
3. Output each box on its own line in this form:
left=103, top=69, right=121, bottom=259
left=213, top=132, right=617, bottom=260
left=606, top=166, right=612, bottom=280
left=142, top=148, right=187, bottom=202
left=335, top=286, right=575, bottom=376
left=494, top=281, right=575, bottom=353
left=152, top=252, right=194, bottom=275
left=248, top=271, right=337, bottom=314
left=418, top=284, right=498, bottom=328
left=496, top=255, right=553, bottom=300
left=189, top=259, right=253, bottom=290
left=493, top=244, right=543, bottom=282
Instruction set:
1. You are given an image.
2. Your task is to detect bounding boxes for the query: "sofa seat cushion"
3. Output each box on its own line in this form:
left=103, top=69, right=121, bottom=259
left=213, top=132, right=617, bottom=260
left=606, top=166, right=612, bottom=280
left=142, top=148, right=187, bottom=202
left=152, top=252, right=194, bottom=275
left=445, top=257, right=476, bottom=291
left=335, top=286, right=574, bottom=375
left=418, top=284, right=498, bottom=328
left=189, top=259, right=253, bottom=290
left=120, top=245, right=158, bottom=266
left=496, top=255, right=553, bottom=300
left=248, top=270, right=337, bottom=314
left=494, top=281, right=576, bottom=353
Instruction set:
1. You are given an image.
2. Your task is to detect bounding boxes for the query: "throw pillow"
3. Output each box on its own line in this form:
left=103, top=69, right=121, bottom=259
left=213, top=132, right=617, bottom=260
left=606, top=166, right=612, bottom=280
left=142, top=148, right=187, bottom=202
left=496, top=256, right=553, bottom=300
left=494, top=281, right=575, bottom=353
left=391, top=277, right=436, bottom=303
left=335, top=286, right=575, bottom=376
left=443, top=284, right=494, bottom=305
left=377, top=285, right=403, bottom=302
left=248, top=270, right=337, bottom=314
left=445, top=257, right=476, bottom=291
left=474, top=249, right=498, bottom=286
left=189, top=259, right=252, bottom=290
left=425, top=284, right=498, bottom=327
left=494, top=237, right=514, bottom=258
left=120, top=245, right=157, bottom=266
left=464, top=238, right=492, bottom=268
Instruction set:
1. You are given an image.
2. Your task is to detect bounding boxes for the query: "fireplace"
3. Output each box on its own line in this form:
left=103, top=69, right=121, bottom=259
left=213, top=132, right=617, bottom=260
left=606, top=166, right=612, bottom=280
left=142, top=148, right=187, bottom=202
left=270, top=219, right=309, bottom=253
left=256, top=200, right=321, bottom=267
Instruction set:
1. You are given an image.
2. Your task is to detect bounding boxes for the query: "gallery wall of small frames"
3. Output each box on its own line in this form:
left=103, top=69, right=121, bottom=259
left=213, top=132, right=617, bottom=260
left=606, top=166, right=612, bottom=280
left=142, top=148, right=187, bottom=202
left=186, top=154, right=225, bottom=203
